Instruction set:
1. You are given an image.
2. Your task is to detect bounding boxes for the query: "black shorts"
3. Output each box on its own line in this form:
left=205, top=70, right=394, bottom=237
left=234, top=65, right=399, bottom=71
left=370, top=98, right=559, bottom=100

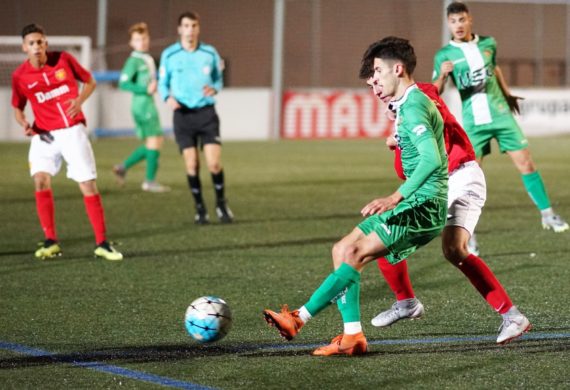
left=173, top=105, right=221, bottom=151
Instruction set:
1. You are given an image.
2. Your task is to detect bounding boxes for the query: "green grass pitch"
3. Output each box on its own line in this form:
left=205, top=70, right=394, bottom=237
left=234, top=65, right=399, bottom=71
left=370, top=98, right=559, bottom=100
left=1, top=137, right=569, bottom=389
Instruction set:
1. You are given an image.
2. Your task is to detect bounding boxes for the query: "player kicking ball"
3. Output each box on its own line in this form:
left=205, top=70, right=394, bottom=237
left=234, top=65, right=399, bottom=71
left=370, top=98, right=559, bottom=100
left=361, top=38, right=530, bottom=345
left=12, top=23, right=123, bottom=261
left=264, top=38, right=448, bottom=356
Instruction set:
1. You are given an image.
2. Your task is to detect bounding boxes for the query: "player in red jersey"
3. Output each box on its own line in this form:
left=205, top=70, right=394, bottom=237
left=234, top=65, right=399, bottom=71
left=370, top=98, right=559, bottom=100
left=360, top=37, right=530, bottom=344
left=12, top=23, right=123, bottom=261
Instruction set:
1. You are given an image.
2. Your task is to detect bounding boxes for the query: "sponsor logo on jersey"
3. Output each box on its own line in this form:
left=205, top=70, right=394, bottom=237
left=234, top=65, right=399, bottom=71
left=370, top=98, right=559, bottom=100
left=457, top=64, right=493, bottom=89
left=55, top=69, right=67, bottom=81
left=483, top=50, right=492, bottom=58
left=412, top=125, right=427, bottom=136
left=35, top=85, right=70, bottom=103
left=27, top=81, right=38, bottom=89
left=202, top=66, right=211, bottom=75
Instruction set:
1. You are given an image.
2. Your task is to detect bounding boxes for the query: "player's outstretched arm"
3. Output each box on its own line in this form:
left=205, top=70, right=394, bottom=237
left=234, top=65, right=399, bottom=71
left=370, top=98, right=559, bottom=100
left=495, top=66, right=523, bottom=115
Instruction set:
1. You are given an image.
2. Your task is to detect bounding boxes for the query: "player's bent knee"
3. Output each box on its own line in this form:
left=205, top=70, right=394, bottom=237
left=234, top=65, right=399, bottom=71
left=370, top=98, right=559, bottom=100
left=442, top=243, right=468, bottom=265
left=332, top=241, right=346, bottom=262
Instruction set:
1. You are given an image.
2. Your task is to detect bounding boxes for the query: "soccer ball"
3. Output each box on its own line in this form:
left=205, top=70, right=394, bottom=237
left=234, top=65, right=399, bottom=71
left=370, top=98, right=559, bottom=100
left=184, top=296, right=232, bottom=343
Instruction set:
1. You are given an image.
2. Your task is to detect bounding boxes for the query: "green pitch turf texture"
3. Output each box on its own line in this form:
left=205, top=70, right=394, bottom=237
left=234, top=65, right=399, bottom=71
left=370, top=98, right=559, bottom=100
left=1, top=137, right=569, bottom=389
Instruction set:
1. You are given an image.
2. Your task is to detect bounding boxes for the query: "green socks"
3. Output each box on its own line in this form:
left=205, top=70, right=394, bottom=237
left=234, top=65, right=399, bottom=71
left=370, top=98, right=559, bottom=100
left=124, top=145, right=147, bottom=169
left=336, top=281, right=361, bottom=323
left=123, top=146, right=161, bottom=182
left=522, top=171, right=551, bottom=211
left=146, top=149, right=160, bottom=182
left=304, top=263, right=360, bottom=317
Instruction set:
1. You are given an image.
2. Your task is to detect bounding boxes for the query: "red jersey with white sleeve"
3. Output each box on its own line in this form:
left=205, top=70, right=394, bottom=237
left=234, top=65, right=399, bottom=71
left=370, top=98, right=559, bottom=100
left=11, top=51, right=92, bottom=131
left=392, top=83, right=476, bottom=179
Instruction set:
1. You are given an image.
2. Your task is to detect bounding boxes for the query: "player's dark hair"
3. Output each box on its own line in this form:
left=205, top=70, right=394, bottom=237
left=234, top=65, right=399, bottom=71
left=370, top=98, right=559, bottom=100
left=129, top=22, right=149, bottom=38
left=178, top=11, right=200, bottom=26
left=447, top=1, right=469, bottom=16
left=21, top=23, right=45, bottom=39
left=359, top=36, right=416, bottom=79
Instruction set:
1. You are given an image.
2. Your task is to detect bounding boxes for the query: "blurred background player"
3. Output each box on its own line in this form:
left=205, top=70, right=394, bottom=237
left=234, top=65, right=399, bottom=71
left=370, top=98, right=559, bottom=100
left=158, top=11, right=233, bottom=224
left=264, top=38, right=448, bottom=356
left=113, top=22, right=170, bottom=193
left=433, top=1, right=568, bottom=250
left=12, top=24, right=123, bottom=261
left=361, top=38, right=530, bottom=343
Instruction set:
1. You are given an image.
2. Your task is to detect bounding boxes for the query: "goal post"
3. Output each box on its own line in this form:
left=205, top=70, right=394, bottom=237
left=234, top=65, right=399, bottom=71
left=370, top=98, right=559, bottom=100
left=0, top=36, right=94, bottom=141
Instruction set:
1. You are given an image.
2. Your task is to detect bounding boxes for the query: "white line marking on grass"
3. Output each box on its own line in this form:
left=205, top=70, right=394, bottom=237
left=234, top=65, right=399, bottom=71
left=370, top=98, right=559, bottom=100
left=0, top=341, right=215, bottom=390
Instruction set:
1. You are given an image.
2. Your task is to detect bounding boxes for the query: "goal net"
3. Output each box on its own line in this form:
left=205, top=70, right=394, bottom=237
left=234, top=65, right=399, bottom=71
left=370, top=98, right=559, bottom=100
left=0, top=36, right=93, bottom=140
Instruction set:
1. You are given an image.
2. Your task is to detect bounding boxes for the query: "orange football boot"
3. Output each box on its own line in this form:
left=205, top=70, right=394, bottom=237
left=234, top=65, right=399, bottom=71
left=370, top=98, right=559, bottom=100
left=263, top=305, right=304, bottom=340
left=312, top=332, right=368, bottom=356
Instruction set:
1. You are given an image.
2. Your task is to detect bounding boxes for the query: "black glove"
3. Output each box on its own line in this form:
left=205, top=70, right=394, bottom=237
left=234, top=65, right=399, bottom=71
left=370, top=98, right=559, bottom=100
left=506, top=95, right=524, bottom=115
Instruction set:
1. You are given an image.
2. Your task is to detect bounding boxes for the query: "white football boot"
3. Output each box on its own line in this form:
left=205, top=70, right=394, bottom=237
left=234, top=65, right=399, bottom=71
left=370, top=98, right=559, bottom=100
left=497, top=310, right=532, bottom=344
left=371, top=298, right=424, bottom=327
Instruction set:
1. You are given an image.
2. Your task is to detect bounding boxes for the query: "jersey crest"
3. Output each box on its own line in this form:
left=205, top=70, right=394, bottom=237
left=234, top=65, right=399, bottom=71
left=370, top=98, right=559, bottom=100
left=55, top=68, right=67, bottom=81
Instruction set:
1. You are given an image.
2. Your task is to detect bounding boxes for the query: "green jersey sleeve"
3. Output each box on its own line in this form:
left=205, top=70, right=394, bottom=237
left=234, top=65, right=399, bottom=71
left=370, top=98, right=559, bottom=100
left=119, top=57, right=148, bottom=95
left=398, top=136, right=443, bottom=199
left=397, top=93, right=446, bottom=199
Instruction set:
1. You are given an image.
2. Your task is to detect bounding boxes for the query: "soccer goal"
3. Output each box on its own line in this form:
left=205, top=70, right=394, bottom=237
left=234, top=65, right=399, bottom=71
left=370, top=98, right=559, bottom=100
left=0, top=36, right=93, bottom=141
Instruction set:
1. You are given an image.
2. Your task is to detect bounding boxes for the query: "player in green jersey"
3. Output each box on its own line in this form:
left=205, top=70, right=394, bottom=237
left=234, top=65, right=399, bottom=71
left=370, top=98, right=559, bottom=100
left=433, top=1, right=568, bottom=243
left=263, top=37, right=448, bottom=356
left=113, top=23, right=170, bottom=193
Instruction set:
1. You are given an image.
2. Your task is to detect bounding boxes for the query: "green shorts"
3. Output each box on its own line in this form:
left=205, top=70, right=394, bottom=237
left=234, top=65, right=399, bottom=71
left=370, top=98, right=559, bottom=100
left=132, top=97, right=163, bottom=139
left=358, top=195, right=447, bottom=264
left=467, top=115, right=528, bottom=158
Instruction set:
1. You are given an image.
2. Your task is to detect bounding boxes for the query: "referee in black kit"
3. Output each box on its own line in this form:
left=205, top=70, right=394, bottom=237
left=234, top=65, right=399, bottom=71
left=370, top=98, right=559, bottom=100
left=158, top=11, right=233, bottom=224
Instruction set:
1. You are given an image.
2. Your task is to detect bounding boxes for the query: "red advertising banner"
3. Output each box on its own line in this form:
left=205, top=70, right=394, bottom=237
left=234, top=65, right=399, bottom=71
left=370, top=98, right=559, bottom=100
left=282, top=90, right=393, bottom=139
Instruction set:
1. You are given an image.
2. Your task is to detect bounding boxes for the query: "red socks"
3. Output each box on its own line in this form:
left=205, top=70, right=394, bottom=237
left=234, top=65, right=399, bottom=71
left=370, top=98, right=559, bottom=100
left=35, top=189, right=57, bottom=240
left=377, top=258, right=416, bottom=300
left=455, top=254, right=513, bottom=314
left=378, top=254, right=513, bottom=315
left=83, top=194, right=107, bottom=245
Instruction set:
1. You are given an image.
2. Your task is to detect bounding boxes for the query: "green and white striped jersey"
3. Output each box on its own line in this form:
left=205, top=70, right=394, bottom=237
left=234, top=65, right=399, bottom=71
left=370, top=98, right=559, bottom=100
left=433, top=35, right=512, bottom=128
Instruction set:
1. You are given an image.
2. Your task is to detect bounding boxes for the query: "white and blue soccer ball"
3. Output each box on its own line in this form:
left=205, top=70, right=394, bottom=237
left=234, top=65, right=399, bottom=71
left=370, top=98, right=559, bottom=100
left=184, top=296, right=232, bottom=343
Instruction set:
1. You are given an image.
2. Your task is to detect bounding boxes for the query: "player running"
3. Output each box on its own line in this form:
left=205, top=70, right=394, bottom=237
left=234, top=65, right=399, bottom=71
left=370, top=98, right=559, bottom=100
left=12, top=23, right=123, bottom=261
left=264, top=37, right=448, bottom=356
left=361, top=39, right=530, bottom=344
left=433, top=1, right=568, bottom=242
left=158, top=11, right=233, bottom=224
left=113, top=22, right=170, bottom=193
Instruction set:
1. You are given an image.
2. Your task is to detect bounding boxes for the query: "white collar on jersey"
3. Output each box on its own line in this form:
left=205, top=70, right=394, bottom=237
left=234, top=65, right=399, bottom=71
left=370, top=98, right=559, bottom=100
left=390, top=83, right=418, bottom=110
left=449, top=34, right=480, bottom=47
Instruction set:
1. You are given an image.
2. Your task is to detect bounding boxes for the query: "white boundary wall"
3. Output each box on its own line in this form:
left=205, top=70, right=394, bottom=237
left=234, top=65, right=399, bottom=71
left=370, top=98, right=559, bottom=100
left=0, top=87, right=272, bottom=141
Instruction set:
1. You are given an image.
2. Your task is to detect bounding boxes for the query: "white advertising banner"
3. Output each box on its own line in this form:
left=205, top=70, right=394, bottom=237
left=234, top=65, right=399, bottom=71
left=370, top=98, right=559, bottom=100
left=282, top=89, right=393, bottom=139
left=513, top=88, right=570, bottom=136
left=283, top=88, right=570, bottom=139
